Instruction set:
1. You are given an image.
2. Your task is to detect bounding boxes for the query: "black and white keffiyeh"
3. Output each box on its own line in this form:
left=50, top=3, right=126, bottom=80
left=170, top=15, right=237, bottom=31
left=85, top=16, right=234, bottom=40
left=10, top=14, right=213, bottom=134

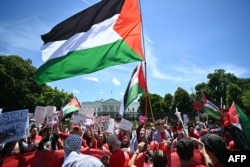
left=64, top=134, right=82, bottom=157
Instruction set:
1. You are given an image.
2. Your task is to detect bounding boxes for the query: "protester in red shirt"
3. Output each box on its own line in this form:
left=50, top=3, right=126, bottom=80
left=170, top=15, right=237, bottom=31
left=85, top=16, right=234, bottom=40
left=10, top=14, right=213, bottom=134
left=56, top=124, right=88, bottom=148
left=152, top=119, right=172, bottom=153
left=176, top=138, right=207, bottom=167
left=107, top=134, right=127, bottom=167
left=97, top=133, right=109, bottom=151
left=201, top=134, right=226, bottom=167
left=188, top=124, right=200, bottom=139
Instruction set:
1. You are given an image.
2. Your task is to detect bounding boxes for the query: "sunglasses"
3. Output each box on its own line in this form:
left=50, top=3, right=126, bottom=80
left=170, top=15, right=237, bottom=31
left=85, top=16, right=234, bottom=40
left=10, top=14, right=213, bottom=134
left=157, top=123, right=164, bottom=126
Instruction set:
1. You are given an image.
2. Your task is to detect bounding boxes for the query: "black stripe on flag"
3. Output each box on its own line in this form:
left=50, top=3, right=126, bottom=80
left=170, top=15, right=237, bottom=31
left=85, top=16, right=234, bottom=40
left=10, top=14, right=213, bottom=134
left=41, top=0, right=125, bottom=44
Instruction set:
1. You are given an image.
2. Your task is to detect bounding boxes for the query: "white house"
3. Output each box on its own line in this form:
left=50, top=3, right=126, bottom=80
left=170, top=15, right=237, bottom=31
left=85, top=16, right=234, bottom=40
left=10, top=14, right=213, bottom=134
left=81, top=98, right=140, bottom=119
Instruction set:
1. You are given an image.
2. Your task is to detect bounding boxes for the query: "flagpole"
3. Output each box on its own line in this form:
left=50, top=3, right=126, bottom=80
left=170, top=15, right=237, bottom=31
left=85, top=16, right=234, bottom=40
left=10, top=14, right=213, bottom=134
left=138, top=0, right=154, bottom=125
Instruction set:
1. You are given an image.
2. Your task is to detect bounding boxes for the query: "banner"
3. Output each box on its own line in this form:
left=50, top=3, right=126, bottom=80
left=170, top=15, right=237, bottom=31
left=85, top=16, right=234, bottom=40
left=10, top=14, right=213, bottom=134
left=0, top=109, right=29, bottom=144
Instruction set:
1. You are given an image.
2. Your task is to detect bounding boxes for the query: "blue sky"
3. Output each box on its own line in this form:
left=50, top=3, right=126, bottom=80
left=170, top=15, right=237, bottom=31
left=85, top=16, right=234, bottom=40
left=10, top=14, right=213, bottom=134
left=0, top=0, right=249, bottom=103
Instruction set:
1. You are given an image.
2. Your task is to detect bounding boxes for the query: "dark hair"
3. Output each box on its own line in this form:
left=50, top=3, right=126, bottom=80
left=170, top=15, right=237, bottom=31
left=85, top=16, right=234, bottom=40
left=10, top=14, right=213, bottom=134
left=201, top=133, right=226, bottom=162
left=176, top=138, right=194, bottom=161
left=152, top=150, right=168, bottom=167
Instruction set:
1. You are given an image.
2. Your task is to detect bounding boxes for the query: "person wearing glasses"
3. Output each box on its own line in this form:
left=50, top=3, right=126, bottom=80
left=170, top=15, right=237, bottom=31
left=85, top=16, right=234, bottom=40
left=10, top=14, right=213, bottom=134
left=152, top=119, right=172, bottom=153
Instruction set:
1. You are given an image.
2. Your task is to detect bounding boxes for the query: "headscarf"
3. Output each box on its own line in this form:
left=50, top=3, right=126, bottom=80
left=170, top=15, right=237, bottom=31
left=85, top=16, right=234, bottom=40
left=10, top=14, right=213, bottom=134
left=64, top=134, right=82, bottom=157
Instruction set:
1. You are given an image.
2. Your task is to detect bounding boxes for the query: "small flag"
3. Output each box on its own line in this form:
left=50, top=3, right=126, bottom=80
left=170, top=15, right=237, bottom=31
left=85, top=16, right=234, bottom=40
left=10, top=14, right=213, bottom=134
left=63, top=97, right=81, bottom=116
left=202, top=91, right=220, bottom=120
left=119, top=63, right=147, bottom=116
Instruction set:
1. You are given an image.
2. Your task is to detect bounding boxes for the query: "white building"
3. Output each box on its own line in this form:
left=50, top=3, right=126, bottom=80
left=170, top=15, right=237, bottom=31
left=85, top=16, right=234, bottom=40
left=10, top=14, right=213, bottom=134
left=81, top=98, right=140, bottom=119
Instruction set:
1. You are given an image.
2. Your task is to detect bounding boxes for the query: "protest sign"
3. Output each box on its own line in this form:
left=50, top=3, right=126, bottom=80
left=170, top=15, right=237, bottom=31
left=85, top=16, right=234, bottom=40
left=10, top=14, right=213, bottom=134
left=46, top=106, right=56, bottom=123
left=119, top=118, right=133, bottom=131
left=71, top=112, right=85, bottom=124
left=0, top=109, right=29, bottom=144
left=94, top=116, right=110, bottom=132
left=79, top=107, right=96, bottom=118
left=183, top=114, right=189, bottom=126
left=34, top=106, right=47, bottom=126
left=105, top=118, right=115, bottom=134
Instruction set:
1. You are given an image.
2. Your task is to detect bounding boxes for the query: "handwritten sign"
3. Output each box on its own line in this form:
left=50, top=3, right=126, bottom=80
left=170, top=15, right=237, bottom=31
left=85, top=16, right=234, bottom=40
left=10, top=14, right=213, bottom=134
left=105, top=118, right=115, bottom=134
left=34, top=106, right=47, bottom=126
left=0, top=109, right=29, bottom=144
left=46, top=106, right=56, bottom=123
left=119, top=118, right=133, bottom=131
left=71, top=112, right=85, bottom=124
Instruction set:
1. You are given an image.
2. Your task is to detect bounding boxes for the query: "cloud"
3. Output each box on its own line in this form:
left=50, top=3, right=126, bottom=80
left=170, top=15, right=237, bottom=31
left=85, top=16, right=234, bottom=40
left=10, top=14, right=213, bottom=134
left=81, top=0, right=93, bottom=6
left=72, top=89, right=80, bottom=94
left=112, top=78, right=121, bottom=86
left=144, top=34, right=177, bottom=80
left=83, top=77, right=99, bottom=82
left=144, top=33, right=248, bottom=89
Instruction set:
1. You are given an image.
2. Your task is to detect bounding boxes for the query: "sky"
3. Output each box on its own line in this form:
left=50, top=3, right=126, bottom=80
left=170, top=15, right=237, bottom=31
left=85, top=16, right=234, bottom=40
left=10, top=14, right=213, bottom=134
left=0, top=0, right=249, bottom=103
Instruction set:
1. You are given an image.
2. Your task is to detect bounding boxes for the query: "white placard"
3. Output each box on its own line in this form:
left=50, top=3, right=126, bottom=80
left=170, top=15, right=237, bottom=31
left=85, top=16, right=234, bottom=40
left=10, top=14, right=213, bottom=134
left=46, top=106, right=56, bottom=123
left=34, top=106, right=47, bottom=126
left=0, top=109, right=29, bottom=144
left=119, top=118, right=133, bottom=131
left=105, top=118, right=115, bottom=134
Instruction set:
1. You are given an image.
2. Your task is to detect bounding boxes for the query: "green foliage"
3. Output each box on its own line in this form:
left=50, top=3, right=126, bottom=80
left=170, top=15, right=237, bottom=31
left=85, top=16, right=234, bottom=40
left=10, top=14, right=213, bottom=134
left=207, top=69, right=238, bottom=106
left=171, top=87, right=193, bottom=113
left=242, top=90, right=250, bottom=111
left=138, top=93, right=165, bottom=114
left=163, top=93, right=173, bottom=113
left=0, top=55, right=73, bottom=112
left=226, top=83, right=242, bottom=108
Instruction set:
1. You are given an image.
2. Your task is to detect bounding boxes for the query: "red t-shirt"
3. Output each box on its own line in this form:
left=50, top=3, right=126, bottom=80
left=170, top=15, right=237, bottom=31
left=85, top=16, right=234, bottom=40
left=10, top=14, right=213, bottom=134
left=109, top=149, right=125, bottom=167
left=169, top=149, right=206, bottom=167
left=161, top=132, right=167, bottom=141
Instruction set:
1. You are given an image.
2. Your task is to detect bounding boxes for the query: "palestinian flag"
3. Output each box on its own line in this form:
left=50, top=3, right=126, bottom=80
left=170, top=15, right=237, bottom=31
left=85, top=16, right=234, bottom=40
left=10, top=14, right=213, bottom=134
left=63, top=97, right=81, bottom=115
left=119, top=62, right=147, bottom=116
left=202, top=91, right=221, bottom=120
left=36, top=0, right=144, bottom=84
left=224, top=102, right=250, bottom=148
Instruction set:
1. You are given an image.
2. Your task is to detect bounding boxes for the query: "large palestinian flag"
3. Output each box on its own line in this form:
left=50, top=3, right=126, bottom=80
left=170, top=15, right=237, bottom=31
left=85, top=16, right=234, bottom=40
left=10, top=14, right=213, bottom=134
left=36, top=0, right=144, bottom=84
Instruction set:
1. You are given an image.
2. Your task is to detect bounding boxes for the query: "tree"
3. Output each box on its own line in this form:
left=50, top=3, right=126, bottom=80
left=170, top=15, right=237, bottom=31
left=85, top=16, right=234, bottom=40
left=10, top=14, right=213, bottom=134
left=194, top=82, right=208, bottom=100
left=207, top=69, right=238, bottom=106
left=171, top=87, right=193, bottom=113
left=37, top=86, right=74, bottom=109
left=138, top=93, right=165, bottom=120
left=242, top=90, right=250, bottom=112
left=226, top=83, right=242, bottom=108
left=0, top=55, right=43, bottom=112
left=0, top=55, right=73, bottom=112
left=163, top=93, right=173, bottom=113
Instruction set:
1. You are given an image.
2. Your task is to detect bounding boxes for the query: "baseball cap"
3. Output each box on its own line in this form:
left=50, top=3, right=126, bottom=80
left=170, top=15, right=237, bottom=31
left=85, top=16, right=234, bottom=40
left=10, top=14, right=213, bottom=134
left=73, top=125, right=80, bottom=130
left=107, top=134, right=121, bottom=146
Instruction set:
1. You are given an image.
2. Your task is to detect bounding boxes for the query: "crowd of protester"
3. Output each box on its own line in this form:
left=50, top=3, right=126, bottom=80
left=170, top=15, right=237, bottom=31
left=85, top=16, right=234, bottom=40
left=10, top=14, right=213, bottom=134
left=0, top=115, right=239, bottom=167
